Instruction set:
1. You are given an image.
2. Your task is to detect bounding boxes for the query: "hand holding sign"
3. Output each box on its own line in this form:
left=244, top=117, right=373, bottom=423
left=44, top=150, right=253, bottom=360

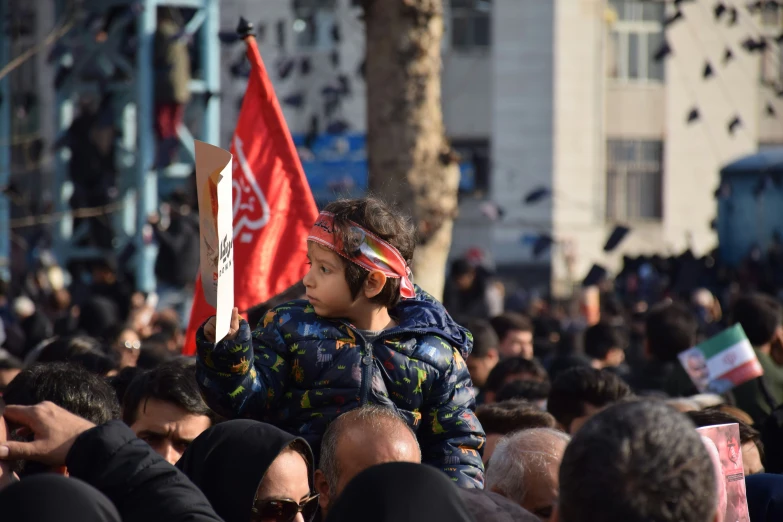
left=203, top=307, right=241, bottom=343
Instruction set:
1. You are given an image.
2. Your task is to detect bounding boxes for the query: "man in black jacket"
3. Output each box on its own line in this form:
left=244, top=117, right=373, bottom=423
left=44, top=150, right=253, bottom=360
left=4, top=362, right=120, bottom=477
left=150, top=191, right=200, bottom=329
left=0, top=401, right=222, bottom=522
left=122, top=359, right=213, bottom=465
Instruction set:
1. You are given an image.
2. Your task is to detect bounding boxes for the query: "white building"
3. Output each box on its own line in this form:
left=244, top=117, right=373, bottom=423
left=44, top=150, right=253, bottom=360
left=5, top=1, right=780, bottom=293
left=219, top=0, right=783, bottom=294
left=447, top=0, right=783, bottom=294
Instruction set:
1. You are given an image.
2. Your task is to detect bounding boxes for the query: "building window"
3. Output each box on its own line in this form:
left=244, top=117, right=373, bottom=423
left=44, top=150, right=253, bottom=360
left=761, top=1, right=782, bottom=27
left=606, top=140, right=663, bottom=221
left=451, top=0, right=491, bottom=51
left=761, top=40, right=783, bottom=86
left=607, top=0, right=665, bottom=82
left=292, top=0, right=337, bottom=50
left=451, top=139, right=490, bottom=194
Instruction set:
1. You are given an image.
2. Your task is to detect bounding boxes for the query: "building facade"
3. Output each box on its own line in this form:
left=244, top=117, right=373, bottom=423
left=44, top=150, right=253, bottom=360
left=218, top=0, right=783, bottom=295
left=8, top=0, right=779, bottom=292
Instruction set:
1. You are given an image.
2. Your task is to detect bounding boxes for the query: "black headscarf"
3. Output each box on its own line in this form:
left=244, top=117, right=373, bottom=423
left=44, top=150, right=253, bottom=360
left=0, top=474, right=120, bottom=522
left=324, top=462, right=475, bottom=522
left=458, top=489, right=539, bottom=522
left=746, top=474, right=783, bottom=522
left=176, top=419, right=314, bottom=522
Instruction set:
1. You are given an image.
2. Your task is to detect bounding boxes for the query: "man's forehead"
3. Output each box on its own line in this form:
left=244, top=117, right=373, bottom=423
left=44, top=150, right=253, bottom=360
left=137, top=398, right=207, bottom=425
left=338, top=423, right=418, bottom=452
left=132, top=403, right=210, bottom=435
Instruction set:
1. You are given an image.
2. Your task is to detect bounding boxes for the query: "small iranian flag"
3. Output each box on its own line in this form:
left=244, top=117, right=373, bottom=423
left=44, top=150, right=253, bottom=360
left=678, top=324, right=763, bottom=394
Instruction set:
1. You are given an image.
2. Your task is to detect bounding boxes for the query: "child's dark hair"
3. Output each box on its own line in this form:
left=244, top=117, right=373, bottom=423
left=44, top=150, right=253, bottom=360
left=323, top=197, right=415, bottom=308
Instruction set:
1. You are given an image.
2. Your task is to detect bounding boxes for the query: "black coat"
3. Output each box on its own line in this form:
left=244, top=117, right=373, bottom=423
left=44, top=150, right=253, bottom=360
left=65, top=421, right=222, bottom=522
left=0, top=474, right=120, bottom=522
left=154, top=214, right=200, bottom=287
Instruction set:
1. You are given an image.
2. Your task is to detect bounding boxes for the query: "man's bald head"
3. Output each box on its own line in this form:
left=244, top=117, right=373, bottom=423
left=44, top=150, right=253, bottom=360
left=315, top=405, right=421, bottom=514
left=486, top=428, right=570, bottom=520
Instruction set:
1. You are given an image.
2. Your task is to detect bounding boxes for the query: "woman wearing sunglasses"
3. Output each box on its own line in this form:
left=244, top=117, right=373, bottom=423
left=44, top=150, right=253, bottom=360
left=178, top=419, right=318, bottom=522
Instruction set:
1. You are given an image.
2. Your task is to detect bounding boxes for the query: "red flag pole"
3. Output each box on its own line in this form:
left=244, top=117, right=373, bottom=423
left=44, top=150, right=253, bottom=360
left=182, top=18, right=318, bottom=355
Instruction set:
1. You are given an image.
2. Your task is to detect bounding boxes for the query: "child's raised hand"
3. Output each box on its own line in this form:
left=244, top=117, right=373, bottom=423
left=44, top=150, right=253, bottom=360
left=203, top=317, right=218, bottom=343
left=228, top=307, right=241, bottom=340
left=203, top=307, right=241, bottom=343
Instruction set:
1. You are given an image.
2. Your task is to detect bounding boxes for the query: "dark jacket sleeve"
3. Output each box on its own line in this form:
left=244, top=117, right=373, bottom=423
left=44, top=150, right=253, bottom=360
left=417, top=337, right=486, bottom=489
left=66, top=421, right=223, bottom=522
left=195, top=313, right=289, bottom=419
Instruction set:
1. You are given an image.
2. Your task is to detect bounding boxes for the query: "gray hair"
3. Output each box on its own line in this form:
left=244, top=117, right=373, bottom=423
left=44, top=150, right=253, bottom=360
left=485, top=428, right=571, bottom=506
left=319, top=405, right=420, bottom=492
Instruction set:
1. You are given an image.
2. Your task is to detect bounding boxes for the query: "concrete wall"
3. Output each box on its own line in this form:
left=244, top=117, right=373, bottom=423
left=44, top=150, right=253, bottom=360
left=759, top=85, right=783, bottom=145
left=442, top=52, right=492, bottom=139
left=216, top=0, right=783, bottom=294
left=219, top=0, right=366, bottom=148
left=663, top=0, right=760, bottom=256
left=549, top=0, right=607, bottom=294
left=488, top=0, right=555, bottom=267
left=605, top=84, right=665, bottom=139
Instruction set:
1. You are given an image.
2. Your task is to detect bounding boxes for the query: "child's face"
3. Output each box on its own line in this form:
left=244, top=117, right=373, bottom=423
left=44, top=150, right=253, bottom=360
left=304, top=243, right=358, bottom=320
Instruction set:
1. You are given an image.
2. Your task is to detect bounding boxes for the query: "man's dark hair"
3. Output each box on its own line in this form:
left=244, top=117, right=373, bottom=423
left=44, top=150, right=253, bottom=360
left=4, top=362, right=120, bottom=477
left=476, top=400, right=556, bottom=435
left=485, top=357, right=548, bottom=394
left=107, top=366, right=143, bottom=404
left=558, top=401, right=717, bottom=522
left=489, top=313, right=533, bottom=342
left=548, top=367, right=633, bottom=432
left=136, top=342, right=174, bottom=370
left=645, top=301, right=699, bottom=362
left=322, top=198, right=415, bottom=309
left=496, top=379, right=551, bottom=404
left=450, top=258, right=475, bottom=279
left=0, top=353, right=23, bottom=371
left=153, top=315, right=181, bottom=344
left=35, top=335, right=118, bottom=375
left=143, top=332, right=170, bottom=346
left=731, top=293, right=782, bottom=347
left=687, top=408, right=765, bottom=465
left=548, top=354, right=593, bottom=382
left=4, top=362, right=120, bottom=424
left=583, top=322, right=624, bottom=361
left=465, top=318, right=499, bottom=358
left=122, top=357, right=213, bottom=425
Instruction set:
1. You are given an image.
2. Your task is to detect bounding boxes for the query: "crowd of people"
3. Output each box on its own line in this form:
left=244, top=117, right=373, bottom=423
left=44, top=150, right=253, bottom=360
left=2, top=195, right=783, bottom=521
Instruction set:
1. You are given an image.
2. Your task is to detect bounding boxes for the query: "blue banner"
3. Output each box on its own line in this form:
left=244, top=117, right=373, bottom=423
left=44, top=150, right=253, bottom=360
left=292, top=133, right=476, bottom=203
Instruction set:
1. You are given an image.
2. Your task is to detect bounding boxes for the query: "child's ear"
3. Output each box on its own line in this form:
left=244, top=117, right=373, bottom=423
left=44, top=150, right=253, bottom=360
left=364, top=270, right=387, bottom=299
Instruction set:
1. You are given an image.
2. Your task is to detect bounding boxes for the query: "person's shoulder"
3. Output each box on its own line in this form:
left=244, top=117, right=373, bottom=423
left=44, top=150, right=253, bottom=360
left=394, top=292, right=473, bottom=361
left=756, top=351, right=783, bottom=377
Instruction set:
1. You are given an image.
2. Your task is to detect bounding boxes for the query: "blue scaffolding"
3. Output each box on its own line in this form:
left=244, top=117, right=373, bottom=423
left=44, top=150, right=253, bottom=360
left=0, top=2, right=10, bottom=281
left=51, top=0, right=220, bottom=292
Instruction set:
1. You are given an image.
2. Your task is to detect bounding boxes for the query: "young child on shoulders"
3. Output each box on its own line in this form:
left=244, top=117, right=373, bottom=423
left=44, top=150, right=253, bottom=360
left=197, top=197, right=485, bottom=487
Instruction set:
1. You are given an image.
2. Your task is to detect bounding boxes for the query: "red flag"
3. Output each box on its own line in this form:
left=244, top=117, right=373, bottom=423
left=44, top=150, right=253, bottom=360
left=182, top=36, right=318, bottom=355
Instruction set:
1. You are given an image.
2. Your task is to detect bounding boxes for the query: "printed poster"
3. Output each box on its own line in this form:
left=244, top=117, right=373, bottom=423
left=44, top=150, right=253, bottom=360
left=697, top=423, right=750, bottom=522
left=678, top=324, right=763, bottom=394
left=195, top=140, right=234, bottom=343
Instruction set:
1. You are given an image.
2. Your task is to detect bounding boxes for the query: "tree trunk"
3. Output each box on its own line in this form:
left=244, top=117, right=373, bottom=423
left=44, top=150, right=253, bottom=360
left=364, top=0, right=459, bottom=301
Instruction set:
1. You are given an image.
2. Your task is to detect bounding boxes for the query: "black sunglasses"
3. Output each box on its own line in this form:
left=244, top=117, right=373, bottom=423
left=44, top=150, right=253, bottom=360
left=251, top=493, right=319, bottom=522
